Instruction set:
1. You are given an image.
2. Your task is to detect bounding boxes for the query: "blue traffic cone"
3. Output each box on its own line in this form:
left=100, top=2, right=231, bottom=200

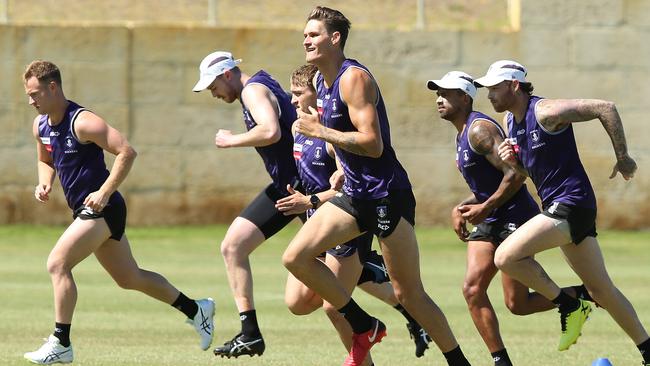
left=591, top=358, right=613, bottom=366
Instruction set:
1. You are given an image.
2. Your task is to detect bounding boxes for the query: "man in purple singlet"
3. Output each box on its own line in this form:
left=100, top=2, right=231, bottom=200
left=192, top=51, right=300, bottom=358
left=282, top=7, right=471, bottom=366
left=430, top=71, right=593, bottom=366
left=279, top=64, right=432, bottom=364
left=23, top=60, right=214, bottom=365
left=475, top=60, right=649, bottom=364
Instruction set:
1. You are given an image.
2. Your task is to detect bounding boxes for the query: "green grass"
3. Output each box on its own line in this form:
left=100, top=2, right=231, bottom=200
left=1, top=225, right=649, bottom=365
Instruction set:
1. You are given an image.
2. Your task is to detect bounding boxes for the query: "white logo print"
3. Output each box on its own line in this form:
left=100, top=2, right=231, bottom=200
left=530, top=130, right=540, bottom=142
left=517, top=129, right=525, bottom=135
left=463, top=150, right=469, bottom=161
left=548, top=202, right=559, bottom=215
left=332, top=99, right=337, bottom=111
left=65, top=137, right=73, bottom=148
left=367, top=321, right=380, bottom=343
left=377, top=205, right=388, bottom=218
left=314, top=146, right=322, bottom=160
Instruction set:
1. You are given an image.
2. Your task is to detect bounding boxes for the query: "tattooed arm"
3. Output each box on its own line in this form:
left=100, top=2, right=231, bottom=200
left=459, top=119, right=527, bottom=225
left=535, top=98, right=637, bottom=180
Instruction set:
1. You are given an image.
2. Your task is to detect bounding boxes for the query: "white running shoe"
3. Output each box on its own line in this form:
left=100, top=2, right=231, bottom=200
left=186, top=298, right=215, bottom=350
left=24, top=335, right=73, bottom=364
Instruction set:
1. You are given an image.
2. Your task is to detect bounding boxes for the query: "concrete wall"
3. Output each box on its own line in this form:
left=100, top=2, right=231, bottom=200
left=1, top=0, right=648, bottom=228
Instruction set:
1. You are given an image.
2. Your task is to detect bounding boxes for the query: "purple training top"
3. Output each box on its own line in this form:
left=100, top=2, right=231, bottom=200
left=293, top=132, right=336, bottom=195
left=315, top=59, right=411, bottom=200
left=37, top=100, right=114, bottom=210
left=456, top=111, right=539, bottom=223
left=506, top=96, right=597, bottom=210
left=241, top=70, right=300, bottom=192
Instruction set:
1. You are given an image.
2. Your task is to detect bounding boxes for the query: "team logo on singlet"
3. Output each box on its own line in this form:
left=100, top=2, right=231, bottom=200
left=65, top=137, right=74, bottom=148
left=314, top=146, right=322, bottom=160
left=377, top=205, right=388, bottom=218
left=462, top=150, right=469, bottom=161
left=332, top=99, right=337, bottom=111
left=530, top=130, right=540, bottom=142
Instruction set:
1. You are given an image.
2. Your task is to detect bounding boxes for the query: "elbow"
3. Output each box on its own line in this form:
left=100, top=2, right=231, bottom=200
left=367, top=141, right=384, bottom=158
left=267, top=129, right=281, bottom=145
left=125, top=146, right=137, bottom=161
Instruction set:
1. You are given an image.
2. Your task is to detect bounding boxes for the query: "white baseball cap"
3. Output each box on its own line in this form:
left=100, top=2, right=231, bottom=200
left=474, top=60, right=527, bottom=87
left=426, top=71, right=477, bottom=98
left=192, top=51, right=242, bottom=92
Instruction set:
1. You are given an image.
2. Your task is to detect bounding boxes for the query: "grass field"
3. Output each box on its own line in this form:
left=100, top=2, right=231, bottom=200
left=1, top=224, right=649, bottom=366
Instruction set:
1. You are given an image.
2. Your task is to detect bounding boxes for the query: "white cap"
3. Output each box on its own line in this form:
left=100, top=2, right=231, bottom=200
left=474, top=60, right=527, bottom=87
left=192, top=51, right=242, bottom=92
left=426, top=71, right=477, bottom=98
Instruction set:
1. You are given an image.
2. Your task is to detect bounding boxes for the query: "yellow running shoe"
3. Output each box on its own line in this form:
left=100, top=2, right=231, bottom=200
left=558, top=299, right=592, bottom=351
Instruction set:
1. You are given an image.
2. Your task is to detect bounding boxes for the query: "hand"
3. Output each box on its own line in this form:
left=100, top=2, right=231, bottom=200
left=215, top=129, right=234, bottom=148
left=451, top=206, right=470, bottom=241
left=83, top=189, right=110, bottom=212
left=498, top=139, right=517, bottom=165
left=275, top=184, right=311, bottom=215
left=609, top=154, right=637, bottom=180
left=329, top=169, right=345, bottom=190
left=295, top=106, right=323, bottom=138
left=458, top=203, right=489, bottom=225
left=34, top=183, right=51, bottom=203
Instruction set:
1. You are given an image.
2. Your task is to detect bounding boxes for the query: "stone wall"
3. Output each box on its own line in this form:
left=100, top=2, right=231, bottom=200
left=1, top=0, right=648, bottom=228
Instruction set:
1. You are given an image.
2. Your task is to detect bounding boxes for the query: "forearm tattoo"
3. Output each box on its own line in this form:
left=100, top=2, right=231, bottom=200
left=322, top=127, right=370, bottom=156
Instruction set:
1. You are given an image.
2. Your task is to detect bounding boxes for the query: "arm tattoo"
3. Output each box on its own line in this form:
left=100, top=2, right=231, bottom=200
left=322, top=127, right=370, bottom=156
left=469, top=121, right=495, bottom=155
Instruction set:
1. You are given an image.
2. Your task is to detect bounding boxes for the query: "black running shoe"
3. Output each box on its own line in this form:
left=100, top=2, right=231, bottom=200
left=406, top=323, right=431, bottom=358
left=213, top=333, right=265, bottom=358
left=363, top=250, right=390, bottom=284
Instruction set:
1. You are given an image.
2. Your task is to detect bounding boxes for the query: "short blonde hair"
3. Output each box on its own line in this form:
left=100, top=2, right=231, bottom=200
left=290, top=64, right=318, bottom=90
left=23, top=60, right=62, bottom=85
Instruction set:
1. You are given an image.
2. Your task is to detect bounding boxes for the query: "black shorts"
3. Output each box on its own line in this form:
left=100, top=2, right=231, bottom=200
left=326, top=231, right=373, bottom=263
left=467, top=220, right=520, bottom=246
left=73, top=192, right=126, bottom=241
left=542, top=202, right=597, bottom=244
left=329, top=189, right=416, bottom=238
left=239, top=184, right=303, bottom=239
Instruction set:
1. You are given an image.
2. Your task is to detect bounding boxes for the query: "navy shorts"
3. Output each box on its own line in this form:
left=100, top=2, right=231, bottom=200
left=73, top=192, right=126, bottom=241
left=542, top=202, right=597, bottom=244
left=467, top=220, right=520, bottom=246
left=239, top=183, right=304, bottom=239
left=329, top=190, right=416, bottom=238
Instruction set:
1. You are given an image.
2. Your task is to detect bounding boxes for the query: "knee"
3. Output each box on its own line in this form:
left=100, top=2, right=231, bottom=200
left=282, top=244, right=307, bottom=273
left=391, top=282, right=422, bottom=308
left=220, top=239, right=238, bottom=261
left=504, top=297, right=527, bottom=315
left=285, top=293, right=321, bottom=315
left=46, top=256, right=70, bottom=277
left=462, top=280, right=486, bottom=305
left=113, top=274, right=141, bottom=290
left=493, top=248, right=513, bottom=271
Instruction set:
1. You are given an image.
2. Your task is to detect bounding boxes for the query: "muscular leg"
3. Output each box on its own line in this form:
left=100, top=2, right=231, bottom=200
left=47, top=218, right=113, bottom=323
left=283, top=202, right=365, bottom=309
left=285, top=271, right=323, bottom=315
left=322, top=253, right=373, bottom=366
left=562, top=237, right=649, bottom=343
left=379, top=218, right=459, bottom=353
left=357, top=281, right=399, bottom=306
left=494, top=214, right=569, bottom=300
left=463, top=241, right=503, bottom=353
left=220, top=217, right=266, bottom=312
left=94, top=234, right=179, bottom=304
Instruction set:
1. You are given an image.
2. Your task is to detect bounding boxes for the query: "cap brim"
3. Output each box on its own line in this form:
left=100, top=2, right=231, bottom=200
left=426, top=80, right=441, bottom=90
left=473, top=75, right=504, bottom=88
left=192, top=75, right=217, bottom=92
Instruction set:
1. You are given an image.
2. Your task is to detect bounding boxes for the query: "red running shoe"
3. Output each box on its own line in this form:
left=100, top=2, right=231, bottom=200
left=343, top=318, right=387, bottom=366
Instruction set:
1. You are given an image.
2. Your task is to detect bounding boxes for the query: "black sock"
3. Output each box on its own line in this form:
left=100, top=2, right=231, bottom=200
left=171, top=292, right=198, bottom=319
left=394, top=304, right=417, bottom=324
left=338, top=299, right=373, bottom=333
left=491, top=348, right=513, bottom=366
left=240, top=310, right=261, bottom=337
left=443, top=345, right=471, bottom=366
left=638, top=338, right=650, bottom=362
left=552, top=290, right=580, bottom=312
left=572, top=284, right=594, bottom=302
left=53, top=323, right=71, bottom=347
